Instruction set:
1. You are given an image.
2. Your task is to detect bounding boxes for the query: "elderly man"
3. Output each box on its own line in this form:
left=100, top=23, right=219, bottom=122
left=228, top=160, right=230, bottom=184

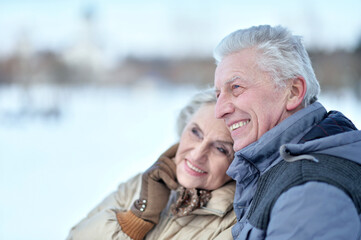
left=214, top=25, right=361, bottom=239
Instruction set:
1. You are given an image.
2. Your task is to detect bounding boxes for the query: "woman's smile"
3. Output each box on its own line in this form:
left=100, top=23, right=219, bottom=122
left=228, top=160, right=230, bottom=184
left=184, top=159, right=207, bottom=176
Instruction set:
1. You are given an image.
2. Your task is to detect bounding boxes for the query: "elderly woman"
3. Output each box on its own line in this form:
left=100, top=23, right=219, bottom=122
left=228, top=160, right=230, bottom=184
left=67, top=89, right=236, bottom=240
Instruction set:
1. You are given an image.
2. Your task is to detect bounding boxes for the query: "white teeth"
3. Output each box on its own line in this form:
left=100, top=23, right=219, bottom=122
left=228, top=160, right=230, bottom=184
left=186, top=160, right=206, bottom=173
left=229, top=120, right=250, bottom=131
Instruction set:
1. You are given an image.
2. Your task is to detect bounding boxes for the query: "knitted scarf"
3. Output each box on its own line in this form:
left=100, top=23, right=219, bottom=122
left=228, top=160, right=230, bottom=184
left=171, top=187, right=211, bottom=217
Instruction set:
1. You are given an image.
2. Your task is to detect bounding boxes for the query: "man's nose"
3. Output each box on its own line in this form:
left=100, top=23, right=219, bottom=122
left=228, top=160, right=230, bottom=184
left=215, top=93, right=234, bottom=119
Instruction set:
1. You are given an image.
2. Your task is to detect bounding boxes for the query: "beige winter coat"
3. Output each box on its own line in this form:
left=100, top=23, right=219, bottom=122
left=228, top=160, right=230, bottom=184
left=67, top=173, right=236, bottom=240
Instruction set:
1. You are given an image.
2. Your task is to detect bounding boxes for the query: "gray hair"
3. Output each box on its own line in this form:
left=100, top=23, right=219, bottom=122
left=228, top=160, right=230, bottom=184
left=213, top=25, right=320, bottom=106
left=176, top=88, right=217, bottom=137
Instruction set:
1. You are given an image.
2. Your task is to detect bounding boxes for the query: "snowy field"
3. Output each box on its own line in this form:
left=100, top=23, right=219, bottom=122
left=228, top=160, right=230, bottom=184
left=0, top=85, right=360, bottom=240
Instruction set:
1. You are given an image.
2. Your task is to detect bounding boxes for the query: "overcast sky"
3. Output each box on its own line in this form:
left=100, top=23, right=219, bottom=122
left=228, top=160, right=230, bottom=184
left=1, top=0, right=361, bottom=60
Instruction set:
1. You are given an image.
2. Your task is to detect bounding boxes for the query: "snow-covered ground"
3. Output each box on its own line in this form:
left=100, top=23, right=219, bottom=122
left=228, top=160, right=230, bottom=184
left=0, top=85, right=360, bottom=240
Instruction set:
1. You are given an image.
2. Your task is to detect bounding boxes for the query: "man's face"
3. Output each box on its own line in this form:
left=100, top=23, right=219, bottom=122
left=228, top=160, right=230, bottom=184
left=214, top=48, right=292, bottom=152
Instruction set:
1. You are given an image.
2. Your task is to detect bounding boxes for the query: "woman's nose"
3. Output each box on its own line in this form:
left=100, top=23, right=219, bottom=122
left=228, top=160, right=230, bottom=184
left=215, top=93, right=234, bottom=119
left=190, top=143, right=208, bottom=163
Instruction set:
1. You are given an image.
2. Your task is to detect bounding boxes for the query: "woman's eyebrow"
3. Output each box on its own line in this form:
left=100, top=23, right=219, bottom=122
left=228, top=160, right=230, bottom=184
left=215, top=140, right=233, bottom=146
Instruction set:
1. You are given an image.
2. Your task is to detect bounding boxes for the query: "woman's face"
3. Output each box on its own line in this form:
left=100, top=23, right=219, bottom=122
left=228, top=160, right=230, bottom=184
left=175, top=103, right=234, bottom=190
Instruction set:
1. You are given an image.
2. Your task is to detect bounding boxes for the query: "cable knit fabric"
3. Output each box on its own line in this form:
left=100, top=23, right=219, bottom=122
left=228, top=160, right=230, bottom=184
left=116, top=211, right=154, bottom=240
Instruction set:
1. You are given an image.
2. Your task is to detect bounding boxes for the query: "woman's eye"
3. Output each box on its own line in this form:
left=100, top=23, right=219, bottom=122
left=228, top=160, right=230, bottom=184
left=191, top=127, right=201, bottom=138
left=216, top=147, right=228, bottom=155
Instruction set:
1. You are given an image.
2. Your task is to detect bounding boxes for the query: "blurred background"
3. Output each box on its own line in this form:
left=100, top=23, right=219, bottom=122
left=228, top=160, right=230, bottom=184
left=0, top=0, right=361, bottom=239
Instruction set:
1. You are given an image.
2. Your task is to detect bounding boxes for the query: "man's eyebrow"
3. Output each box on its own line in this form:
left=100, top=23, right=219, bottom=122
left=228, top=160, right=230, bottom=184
left=225, top=76, right=241, bottom=85
left=215, top=76, right=242, bottom=92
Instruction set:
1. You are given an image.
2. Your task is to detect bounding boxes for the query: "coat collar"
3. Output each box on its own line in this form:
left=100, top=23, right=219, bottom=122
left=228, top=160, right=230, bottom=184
left=190, top=181, right=235, bottom=217
left=227, top=102, right=327, bottom=183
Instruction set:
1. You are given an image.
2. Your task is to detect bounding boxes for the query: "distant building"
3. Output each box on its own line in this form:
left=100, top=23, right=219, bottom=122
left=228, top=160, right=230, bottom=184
left=61, top=7, right=108, bottom=82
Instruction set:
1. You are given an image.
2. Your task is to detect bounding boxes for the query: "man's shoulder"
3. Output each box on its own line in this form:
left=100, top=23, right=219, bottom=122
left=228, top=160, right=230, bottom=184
left=269, top=153, right=360, bottom=182
left=262, top=154, right=361, bottom=202
left=265, top=181, right=361, bottom=240
left=248, top=154, right=361, bottom=230
left=300, top=110, right=358, bottom=143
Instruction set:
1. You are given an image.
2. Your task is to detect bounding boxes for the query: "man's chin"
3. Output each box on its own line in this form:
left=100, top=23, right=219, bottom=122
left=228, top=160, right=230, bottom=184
left=233, top=142, right=243, bottom=152
left=233, top=140, right=251, bottom=152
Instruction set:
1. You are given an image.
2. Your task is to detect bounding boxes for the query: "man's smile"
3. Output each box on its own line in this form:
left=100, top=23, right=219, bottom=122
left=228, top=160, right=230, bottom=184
left=229, top=120, right=250, bottom=131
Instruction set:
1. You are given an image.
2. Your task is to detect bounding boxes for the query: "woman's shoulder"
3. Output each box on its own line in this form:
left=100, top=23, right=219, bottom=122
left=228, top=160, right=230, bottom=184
left=116, top=173, right=143, bottom=191
left=200, top=181, right=235, bottom=216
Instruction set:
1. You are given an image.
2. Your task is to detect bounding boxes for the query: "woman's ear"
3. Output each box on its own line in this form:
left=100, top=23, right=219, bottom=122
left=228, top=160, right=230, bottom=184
left=286, top=76, right=306, bottom=111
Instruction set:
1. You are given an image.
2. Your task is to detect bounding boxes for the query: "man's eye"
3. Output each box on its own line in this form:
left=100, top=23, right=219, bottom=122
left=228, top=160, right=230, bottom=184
left=231, top=84, right=245, bottom=96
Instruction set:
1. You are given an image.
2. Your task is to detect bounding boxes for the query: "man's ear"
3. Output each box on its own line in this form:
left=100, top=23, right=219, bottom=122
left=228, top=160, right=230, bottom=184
left=286, top=76, right=306, bottom=111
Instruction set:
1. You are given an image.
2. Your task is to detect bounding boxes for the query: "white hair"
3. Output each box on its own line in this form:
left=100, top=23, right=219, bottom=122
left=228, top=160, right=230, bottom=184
left=214, top=25, right=320, bottom=106
left=176, top=88, right=216, bottom=137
